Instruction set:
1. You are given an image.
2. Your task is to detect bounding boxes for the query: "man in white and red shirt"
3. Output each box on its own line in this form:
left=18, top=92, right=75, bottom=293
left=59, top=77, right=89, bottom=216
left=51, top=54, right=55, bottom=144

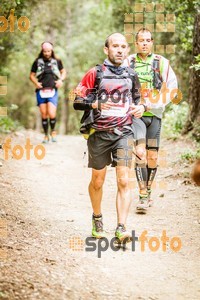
left=74, top=32, right=145, bottom=242
left=126, top=28, right=178, bottom=212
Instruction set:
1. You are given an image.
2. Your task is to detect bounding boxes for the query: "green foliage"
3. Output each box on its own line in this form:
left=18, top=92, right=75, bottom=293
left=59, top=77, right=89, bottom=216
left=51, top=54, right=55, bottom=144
left=0, top=104, right=21, bottom=133
left=163, top=0, right=199, bottom=100
left=190, top=55, right=200, bottom=72
left=164, top=0, right=199, bottom=52
left=181, top=148, right=200, bottom=163
left=0, top=117, right=21, bottom=133
left=162, top=102, right=189, bottom=139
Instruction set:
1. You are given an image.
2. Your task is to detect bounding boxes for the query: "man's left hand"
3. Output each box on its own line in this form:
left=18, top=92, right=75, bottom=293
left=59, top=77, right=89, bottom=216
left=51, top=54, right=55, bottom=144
left=130, top=104, right=145, bottom=118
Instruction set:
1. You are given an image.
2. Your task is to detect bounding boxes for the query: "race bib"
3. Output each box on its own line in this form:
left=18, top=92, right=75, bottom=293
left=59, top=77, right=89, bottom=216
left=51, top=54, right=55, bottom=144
left=39, top=88, right=55, bottom=98
left=101, top=97, right=129, bottom=117
left=101, top=105, right=127, bottom=117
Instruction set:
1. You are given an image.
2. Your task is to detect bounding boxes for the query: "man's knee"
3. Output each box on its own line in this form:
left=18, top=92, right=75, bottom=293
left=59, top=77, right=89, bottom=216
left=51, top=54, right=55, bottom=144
left=117, top=177, right=129, bottom=190
left=116, top=167, right=129, bottom=190
left=147, top=149, right=158, bottom=168
left=91, top=176, right=105, bottom=190
left=135, top=145, right=146, bottom=166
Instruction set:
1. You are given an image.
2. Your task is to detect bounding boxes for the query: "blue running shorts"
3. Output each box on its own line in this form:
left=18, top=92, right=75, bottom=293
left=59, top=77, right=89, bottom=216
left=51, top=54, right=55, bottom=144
left=36, top=89, right=58, bottom=107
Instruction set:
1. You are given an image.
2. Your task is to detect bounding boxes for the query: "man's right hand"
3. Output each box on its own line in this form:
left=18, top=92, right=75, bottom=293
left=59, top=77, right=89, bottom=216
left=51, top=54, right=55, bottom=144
left=92, top=100, right=112, bottom=110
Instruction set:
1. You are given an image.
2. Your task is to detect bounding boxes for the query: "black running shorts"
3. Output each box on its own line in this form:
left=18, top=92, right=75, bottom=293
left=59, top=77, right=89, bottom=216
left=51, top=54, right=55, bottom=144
left=87, top=128, right=134, bottom=170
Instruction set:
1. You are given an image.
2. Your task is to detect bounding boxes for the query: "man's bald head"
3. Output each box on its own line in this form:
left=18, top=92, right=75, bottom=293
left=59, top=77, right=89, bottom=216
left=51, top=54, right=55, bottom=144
left=103, top=32, right=129, bottom=66
left=105, top=33, right=127, bottom=48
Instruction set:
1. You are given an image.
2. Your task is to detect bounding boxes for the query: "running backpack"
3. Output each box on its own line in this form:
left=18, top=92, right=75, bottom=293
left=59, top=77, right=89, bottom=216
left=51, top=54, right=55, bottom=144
left=129, top=55, right=163, bottom=90
left=36, top=58, right=61, bottom=80
left=93, top=64, right=137, bottom=93
left=80, top=64, right=137, bottom=135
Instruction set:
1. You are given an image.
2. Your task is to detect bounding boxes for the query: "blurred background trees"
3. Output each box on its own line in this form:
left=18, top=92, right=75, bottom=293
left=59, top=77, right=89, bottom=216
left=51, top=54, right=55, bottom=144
left=0, top=0, right=199, bottom=142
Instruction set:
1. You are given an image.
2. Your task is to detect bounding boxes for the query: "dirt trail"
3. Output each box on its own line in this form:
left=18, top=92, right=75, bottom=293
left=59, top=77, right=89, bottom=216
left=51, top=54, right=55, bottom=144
left=0, top=131, right=200, bottom=300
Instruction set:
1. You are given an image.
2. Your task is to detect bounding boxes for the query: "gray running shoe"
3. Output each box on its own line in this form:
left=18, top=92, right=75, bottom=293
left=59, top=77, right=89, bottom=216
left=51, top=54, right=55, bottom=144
left=42, top=135, right=49, bottom=144
left=136, top=194, right=149, bottom=211
left=147, top=188, right=153, bottom=207
left=115, top=224, right=132, bottom=243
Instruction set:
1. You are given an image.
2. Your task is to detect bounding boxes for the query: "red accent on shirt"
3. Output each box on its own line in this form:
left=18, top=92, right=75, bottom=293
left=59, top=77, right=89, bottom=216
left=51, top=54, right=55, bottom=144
left=74, top=67, right=97, bottom=97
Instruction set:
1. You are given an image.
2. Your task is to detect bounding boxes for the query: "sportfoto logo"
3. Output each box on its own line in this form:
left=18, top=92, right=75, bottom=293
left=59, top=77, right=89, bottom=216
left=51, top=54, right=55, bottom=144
left=0, top=9, right=30, bottom=32
left=84, top=84, right=182, bottom=106
left=124, top=2, right=176, bottom=53
left=68, top=230, right=182, bottom=258
left=70, top=84, right=182, bottom=105
left=2, top=138, right=46, bottom=160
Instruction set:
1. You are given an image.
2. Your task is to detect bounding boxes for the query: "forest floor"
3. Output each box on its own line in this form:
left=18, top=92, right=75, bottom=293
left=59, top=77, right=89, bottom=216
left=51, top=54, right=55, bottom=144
left=0, top=130, right=199, bottom=300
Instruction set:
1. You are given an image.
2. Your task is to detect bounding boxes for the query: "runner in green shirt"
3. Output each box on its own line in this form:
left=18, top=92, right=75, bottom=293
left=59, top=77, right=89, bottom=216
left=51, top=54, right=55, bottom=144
left=126, top=28, right=178, bottom=212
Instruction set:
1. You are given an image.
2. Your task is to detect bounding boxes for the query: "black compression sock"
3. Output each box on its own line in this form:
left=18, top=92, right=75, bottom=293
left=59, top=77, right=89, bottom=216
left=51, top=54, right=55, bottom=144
left=135, top=165, right=148, bottom=192
left=42, top=118, right=48, bottom=135
left=147, top=167, right=157, bottom=188
left=50, top=118, right=56, bottom=131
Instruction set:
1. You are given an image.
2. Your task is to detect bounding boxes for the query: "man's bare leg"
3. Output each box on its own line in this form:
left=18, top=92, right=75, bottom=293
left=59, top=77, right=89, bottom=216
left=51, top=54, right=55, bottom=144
left=115, top=166, right=132, bottom=242
left=135, top=143, right=152, bottom=211
left=89, top=167, right=107, bottom=238
left=135, top=143, right=148, bottom=195
left=116, top=166, right=132, bottom=224
left=88, top=167, right=107, bottom=215
left=146, top=149, right=158, bottom=206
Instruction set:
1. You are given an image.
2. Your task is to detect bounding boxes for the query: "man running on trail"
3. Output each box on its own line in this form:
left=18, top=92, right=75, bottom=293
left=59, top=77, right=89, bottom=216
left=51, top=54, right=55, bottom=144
left=30, top=42, right=66, bottom=143
left=126, top=28, right=178, bottom=212
left=74, top=33, right=145, bottom=242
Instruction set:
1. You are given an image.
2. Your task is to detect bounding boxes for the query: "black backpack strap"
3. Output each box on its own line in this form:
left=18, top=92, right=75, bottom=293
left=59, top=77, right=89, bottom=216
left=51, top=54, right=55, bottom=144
left=127, top=67, right=141, bottom=105
left=126, top=67, right=140, bottom=105
left=152, top=56, right=163, bottom=90
left=152, top=57, right=160, bottom=72
left=129, top=56, right=136, bottom=70
left=126, top=67, right=136, bottom=83
left=94, top=64, right=103, bottom=91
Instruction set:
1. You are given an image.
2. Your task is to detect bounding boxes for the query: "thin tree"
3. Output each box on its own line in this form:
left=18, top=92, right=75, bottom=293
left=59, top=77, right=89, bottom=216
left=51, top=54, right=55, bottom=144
left=183, top=13, right=200, bottom=141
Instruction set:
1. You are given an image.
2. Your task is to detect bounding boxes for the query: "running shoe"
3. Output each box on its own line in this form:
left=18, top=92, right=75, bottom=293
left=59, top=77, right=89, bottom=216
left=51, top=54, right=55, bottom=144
left=136, top=194, right=149, bottom=211
left=92, top=215, right=106, bottom=239
left=51, top=131, right=57, bottom=142
left=115, top=224, right=132, bottom=243
left=42, top=135, right=49, bottom=144
left=147, top=188, right=153, bottom=207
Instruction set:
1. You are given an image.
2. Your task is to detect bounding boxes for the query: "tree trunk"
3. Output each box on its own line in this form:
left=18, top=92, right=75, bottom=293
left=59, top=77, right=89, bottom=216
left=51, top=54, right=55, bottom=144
left=182, top=13, right=200, bottom=141
left=59, top=86, right=69, bottom=135
left=59, top=4, right=72, bottom=135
